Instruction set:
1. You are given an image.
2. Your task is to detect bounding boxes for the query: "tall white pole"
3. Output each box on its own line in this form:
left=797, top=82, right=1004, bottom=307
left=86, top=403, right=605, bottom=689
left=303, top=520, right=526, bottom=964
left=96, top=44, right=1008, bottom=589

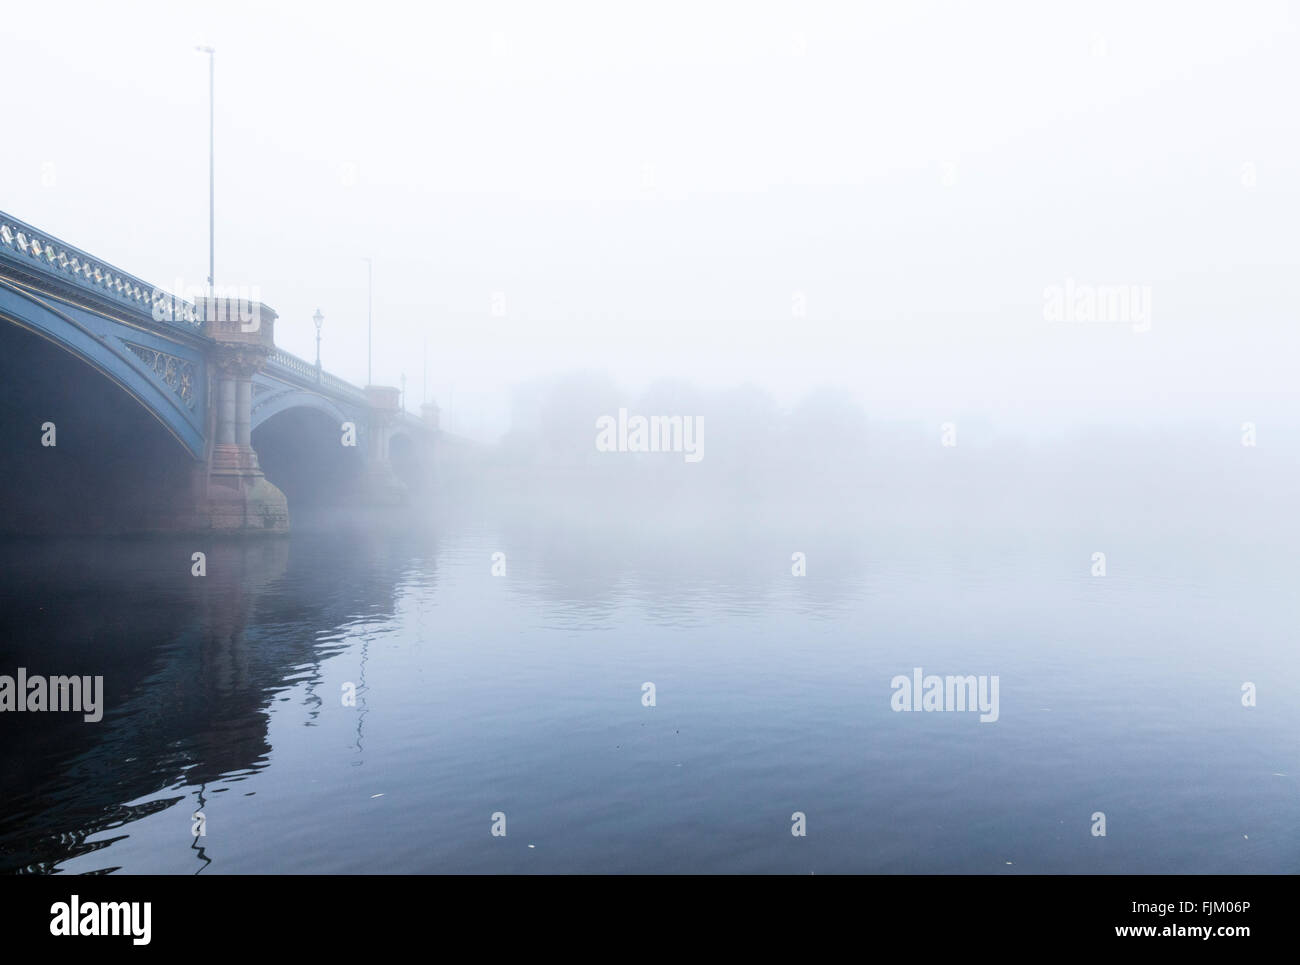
left=195, top=46, right=215, bottom=300
left=208, top=50, right=214, bottom=298
left=363, top=257, right=373, bottom=386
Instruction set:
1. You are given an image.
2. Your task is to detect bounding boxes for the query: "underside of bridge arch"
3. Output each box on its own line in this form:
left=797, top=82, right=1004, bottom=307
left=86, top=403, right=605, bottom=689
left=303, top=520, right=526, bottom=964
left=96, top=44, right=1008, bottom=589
left=388, top=432, right=428, bottom=500
left=252, top=405, right=365, bottom=517
left=0, top=318, right=197, bottom=535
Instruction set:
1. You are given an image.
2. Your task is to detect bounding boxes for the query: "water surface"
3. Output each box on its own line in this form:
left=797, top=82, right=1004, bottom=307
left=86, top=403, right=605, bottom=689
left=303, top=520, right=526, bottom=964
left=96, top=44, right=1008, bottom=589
left=1, top=502, right=1296, bottom=874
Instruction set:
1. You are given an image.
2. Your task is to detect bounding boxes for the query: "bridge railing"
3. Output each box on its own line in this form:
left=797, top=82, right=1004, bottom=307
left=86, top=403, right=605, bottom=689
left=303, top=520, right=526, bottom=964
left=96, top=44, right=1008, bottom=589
left=323, top=370, right=369, bottom=401
left=0, top=212, right=203, bottom=330
left=2, top=210, right=378, bottom=406
left=266, top=348, right=370, bottom=403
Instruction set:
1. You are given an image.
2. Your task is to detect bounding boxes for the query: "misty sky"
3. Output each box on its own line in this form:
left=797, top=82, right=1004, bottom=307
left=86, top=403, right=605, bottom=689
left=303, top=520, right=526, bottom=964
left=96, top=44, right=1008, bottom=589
left=3, top=1, right=1297, bottom=439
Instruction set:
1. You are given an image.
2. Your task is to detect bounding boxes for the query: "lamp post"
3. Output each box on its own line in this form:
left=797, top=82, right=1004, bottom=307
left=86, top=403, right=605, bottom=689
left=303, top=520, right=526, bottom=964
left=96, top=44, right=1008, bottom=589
left=194, top=45, right=215, bottom=300
left=313, top=308, right=324, bottom=382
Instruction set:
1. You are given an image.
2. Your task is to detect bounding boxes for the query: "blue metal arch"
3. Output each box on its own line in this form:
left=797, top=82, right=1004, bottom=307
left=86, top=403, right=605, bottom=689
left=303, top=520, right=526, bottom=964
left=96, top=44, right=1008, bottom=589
left=0, top=280, right=207, bottom=459
left=250, top=383, right=357, bottom=433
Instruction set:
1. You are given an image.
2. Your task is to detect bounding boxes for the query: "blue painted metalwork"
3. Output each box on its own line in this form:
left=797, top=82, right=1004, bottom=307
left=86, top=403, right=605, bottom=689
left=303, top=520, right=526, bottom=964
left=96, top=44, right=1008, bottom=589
left=0, top=212, right=202, bottom=331
left=0, top=281, right=208, bottom=458
left=250, top=376, right=359, bottom=432
left=0, top=209, right=435, bottom=462
left=265, top=349, right=370, bottom=405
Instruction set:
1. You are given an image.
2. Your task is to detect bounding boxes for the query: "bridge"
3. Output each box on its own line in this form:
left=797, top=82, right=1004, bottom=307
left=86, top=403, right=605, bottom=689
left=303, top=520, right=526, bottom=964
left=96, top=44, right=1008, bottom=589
left=0, top=210, right=442, bottom=535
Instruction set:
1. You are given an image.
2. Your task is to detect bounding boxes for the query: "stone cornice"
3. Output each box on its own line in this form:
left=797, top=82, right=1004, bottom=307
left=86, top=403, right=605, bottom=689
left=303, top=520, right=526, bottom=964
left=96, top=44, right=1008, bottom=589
left=213, top=342, right=272, bottom=378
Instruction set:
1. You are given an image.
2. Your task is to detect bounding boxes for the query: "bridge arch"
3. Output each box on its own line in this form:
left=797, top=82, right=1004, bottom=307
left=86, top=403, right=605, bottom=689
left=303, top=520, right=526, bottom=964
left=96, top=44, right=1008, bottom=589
left=0, top=280, right=206, bottom=458
left=250, top=385, right=353, bottom=434
left=387, top=428, right=430, bottom=497
left=0, top=287, right=203, bottom=534
left=250, top=396, right=367, bottom=513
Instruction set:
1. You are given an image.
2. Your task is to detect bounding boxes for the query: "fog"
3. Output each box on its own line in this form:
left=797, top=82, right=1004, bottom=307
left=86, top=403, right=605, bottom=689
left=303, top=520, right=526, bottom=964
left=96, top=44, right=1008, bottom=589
left=5, top=4, right=1300, bottom=885
left=3, top=1, right=1297, bottom=449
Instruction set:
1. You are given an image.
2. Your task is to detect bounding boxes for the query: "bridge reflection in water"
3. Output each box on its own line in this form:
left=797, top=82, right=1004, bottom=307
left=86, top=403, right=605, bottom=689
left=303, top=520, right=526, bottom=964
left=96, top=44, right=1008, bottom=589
left=0, top=523, right=442, bottom=874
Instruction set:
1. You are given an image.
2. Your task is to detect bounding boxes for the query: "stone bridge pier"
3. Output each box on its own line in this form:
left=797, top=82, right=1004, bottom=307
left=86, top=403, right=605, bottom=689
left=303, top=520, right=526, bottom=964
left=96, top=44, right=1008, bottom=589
left=190, top=297, right=289, bottom=532
left=361, top=384, right=409, bottom=507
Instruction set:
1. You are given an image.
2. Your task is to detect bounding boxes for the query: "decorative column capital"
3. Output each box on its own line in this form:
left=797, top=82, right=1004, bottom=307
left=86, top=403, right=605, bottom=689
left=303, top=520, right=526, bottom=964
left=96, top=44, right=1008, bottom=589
left=212, top=343, right=270, bottom=378
left=202, top=297, right=277, bottom=377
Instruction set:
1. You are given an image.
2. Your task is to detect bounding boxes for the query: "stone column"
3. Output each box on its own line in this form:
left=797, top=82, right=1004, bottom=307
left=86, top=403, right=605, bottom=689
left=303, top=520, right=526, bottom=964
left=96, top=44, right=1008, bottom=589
left=236, top=378, right=253, bottom=447
left=360, top=384, right=407, bottom=506
left=217, top=377, right=237, bottom=445
left=193, top=297, right=289, bottom=532
left=420, top=401, right=440, bottom=429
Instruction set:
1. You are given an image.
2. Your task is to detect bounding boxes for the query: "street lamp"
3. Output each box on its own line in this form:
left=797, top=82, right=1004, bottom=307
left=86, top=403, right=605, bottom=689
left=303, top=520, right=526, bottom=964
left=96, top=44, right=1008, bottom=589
left=313, top=308, right=324, bottom=382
